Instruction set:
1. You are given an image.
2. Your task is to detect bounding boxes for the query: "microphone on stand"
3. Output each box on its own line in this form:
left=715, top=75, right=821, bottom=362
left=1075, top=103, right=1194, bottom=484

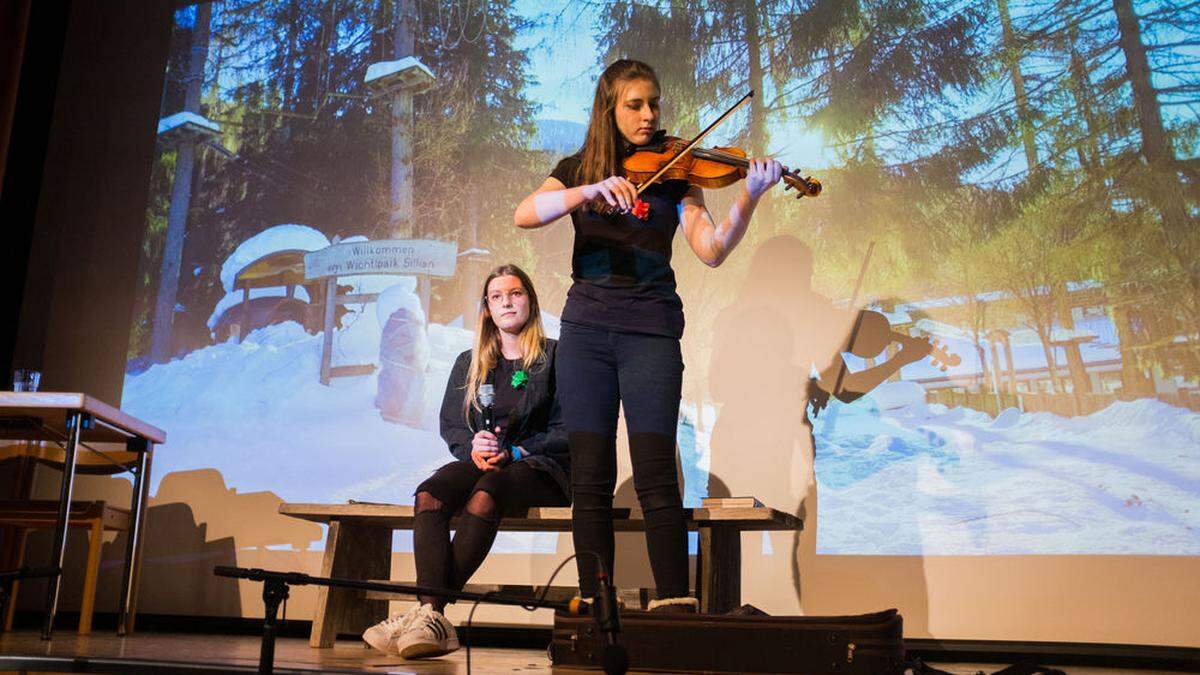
left=552, top=572, right=628, bottom=674
left=595, top=571, right=628, bottom=675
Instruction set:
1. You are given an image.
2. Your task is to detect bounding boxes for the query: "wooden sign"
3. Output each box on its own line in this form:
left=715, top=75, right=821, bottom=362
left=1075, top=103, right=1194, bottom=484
left=304, top=239, right=456, bottom=280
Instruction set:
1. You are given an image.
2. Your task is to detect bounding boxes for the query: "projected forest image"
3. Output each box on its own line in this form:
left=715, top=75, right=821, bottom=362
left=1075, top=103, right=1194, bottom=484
left=124, top=0, right=1200, bottom=556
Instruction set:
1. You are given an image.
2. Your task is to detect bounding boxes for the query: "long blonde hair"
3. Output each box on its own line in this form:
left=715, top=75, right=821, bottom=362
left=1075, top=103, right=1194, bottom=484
left=463, top=264, right=548, bottom=424
left=576, top=59, right=661, bottom=187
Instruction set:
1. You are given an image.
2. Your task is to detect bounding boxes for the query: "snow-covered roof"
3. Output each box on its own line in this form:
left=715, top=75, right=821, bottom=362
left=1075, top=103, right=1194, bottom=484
left=1050, top=327, right=1099, bottom=343
left=1066, top=280, right=1103, bottom=292
left=219, top=224, right=330, bottom=293
left=889, top=279, right=1104, bottom=314
left=914, top=318, right=974, bottom=342
left=158, top=111, right=221, bottom=136
left=879, top=309, right=913, bottom=325
left=364, top=57, right=435, bottom=91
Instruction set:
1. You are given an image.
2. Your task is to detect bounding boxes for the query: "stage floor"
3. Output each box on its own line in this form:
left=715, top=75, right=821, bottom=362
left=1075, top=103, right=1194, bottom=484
left=0, top=630, right=1185, bottom=674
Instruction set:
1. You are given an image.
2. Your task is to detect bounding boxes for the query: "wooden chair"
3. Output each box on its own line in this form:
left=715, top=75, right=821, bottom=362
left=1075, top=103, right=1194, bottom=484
left=0, top=499, right=130, bottom=634
left=0, top=441, right=142, bottom=635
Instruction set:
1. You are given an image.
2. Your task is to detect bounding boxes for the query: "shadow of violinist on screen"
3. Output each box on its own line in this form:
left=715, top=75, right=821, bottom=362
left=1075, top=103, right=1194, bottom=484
left=707, top=235, right=933, bottom=613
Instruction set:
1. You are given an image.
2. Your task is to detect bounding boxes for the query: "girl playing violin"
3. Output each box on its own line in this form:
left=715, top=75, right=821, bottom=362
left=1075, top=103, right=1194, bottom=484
left=514, top=59, right=786, bottom=612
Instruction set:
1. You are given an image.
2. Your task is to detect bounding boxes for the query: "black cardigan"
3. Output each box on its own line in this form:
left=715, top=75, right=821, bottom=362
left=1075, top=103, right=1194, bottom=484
left=438, top=339, right=570, bottom=497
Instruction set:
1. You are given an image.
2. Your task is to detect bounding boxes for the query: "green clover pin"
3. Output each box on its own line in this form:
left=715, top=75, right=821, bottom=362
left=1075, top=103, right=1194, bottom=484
left=511, top=369, right=529, bottom=389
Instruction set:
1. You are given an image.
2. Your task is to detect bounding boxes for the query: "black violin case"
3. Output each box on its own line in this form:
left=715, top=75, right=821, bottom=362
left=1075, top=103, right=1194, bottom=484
left=550, top=607, right=905, bottom=674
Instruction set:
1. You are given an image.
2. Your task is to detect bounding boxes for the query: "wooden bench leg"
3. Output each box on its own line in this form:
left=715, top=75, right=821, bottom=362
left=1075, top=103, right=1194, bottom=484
left=78, top=518, right=104, bottom=635
left=697, top=525, right=741, bottom=615
left=309, top=520, right=390, bottom=648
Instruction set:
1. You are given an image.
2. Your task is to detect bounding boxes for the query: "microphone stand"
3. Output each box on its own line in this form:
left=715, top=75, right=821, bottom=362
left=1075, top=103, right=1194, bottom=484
left=213, top=566, right=627, bottom=675
left=0, top=566, right=60, bottom=629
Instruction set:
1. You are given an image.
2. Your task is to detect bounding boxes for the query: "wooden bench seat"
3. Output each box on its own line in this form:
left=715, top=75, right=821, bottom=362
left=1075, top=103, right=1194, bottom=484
left=359, top=581, right=653, bottom=610
left=279, top=501, right=802, bottom=648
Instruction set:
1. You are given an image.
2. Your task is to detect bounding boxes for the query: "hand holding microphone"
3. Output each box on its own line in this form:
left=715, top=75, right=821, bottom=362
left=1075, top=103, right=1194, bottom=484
left=470, top=430, right=503, bottom=471
left=471, top=384, right=505, bottom=471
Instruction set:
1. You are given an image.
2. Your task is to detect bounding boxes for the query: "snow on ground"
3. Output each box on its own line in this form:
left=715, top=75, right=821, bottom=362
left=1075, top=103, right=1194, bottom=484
left=122, top=297, right=577, bottom=552
left=123, top=299, right=470, bottom=506
left=125, top=290, right=1198, bottom=557
left=813, top=383, right=1200, bottom=555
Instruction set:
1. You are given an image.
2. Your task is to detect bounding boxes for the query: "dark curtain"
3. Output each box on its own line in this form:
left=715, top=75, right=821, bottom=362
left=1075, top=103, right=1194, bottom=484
left=0, top=0, right=32, bottom=193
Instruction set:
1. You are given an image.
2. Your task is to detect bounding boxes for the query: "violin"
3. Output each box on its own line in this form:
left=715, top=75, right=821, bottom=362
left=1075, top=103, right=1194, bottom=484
left=623, top=132, right=822, bottom=198
left=591, top=92, right=820, bottom=219
left=846, top=309, right=961, bottom=372
left=809, top=243, right=961, bottom=420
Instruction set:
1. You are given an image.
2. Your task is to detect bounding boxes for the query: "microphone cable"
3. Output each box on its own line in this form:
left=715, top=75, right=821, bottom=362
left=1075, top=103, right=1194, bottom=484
left=462, top=551, right=612, bottom=675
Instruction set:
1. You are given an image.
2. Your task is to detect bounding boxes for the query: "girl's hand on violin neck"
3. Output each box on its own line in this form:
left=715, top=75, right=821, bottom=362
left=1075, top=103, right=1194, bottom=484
left=745, top=158, right=785, bottom=200
left=582, top=175, right=639, bottom=213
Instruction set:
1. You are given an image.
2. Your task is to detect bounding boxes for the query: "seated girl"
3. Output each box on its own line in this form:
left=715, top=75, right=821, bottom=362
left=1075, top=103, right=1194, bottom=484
left=363, top=264, right=569, bottom=659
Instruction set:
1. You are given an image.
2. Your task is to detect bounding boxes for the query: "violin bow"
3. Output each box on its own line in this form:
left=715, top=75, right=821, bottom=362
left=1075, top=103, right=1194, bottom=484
left=822, top=241, right=876, bottom=411
left=632, top=90, right=755, bottom=196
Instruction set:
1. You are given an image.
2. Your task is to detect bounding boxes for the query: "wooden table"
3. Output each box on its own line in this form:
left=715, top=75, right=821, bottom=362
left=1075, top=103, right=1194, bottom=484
left=0, top=392, right=164, bottom=638
left=280, top=501, right=803, bottom=647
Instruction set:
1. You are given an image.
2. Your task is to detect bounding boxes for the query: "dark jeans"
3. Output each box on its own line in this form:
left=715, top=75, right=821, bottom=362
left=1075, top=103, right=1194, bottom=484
left=414, top=460, right=568, bottom=609
left=555, top=321, right=687, bottom=599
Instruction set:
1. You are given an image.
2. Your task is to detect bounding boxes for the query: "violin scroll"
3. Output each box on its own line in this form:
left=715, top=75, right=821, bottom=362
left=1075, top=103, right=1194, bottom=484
left=927, top=338, right=962, bottom=372
left=783, top=174, right=822, bottom=199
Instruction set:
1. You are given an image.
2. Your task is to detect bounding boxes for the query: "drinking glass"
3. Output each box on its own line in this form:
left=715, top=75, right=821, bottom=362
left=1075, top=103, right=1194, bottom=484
left=12, top=369, right=41, bottom=392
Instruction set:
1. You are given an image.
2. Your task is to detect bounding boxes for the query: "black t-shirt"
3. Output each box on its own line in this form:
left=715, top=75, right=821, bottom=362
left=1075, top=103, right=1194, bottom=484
left=491, top=357, right=523, bottom=440
left=550, top=153, right=689, bottom=338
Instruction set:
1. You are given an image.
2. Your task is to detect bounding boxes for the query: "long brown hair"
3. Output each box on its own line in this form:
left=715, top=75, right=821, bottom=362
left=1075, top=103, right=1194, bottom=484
left=576, top=59, right=661, bottom=187
left=463, top=264, right=548, bottom=424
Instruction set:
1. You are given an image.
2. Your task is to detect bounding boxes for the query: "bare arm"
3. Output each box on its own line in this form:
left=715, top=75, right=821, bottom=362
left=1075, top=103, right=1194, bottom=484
left=514, top=175, right=640, bottom=229
left=680, top=158, right=783, bottom=267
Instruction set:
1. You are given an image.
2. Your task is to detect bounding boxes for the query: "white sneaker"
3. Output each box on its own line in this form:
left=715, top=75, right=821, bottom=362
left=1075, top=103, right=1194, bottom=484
left=362, top=604, right=421, bottom=654
left=395, top=603, right=460, bottom=660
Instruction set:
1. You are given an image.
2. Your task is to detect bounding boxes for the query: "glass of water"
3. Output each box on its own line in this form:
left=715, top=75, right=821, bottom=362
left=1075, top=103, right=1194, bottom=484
left=12, top=369, right=41, bottom=392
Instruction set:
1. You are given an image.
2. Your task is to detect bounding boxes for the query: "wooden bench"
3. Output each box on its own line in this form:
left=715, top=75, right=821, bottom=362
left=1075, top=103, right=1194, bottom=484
left=279, top=501, right=802, bottom=648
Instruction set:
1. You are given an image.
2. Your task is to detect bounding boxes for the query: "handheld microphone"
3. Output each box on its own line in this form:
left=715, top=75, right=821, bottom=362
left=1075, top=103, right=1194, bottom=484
left=479, top=383, right=495, bottom=431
